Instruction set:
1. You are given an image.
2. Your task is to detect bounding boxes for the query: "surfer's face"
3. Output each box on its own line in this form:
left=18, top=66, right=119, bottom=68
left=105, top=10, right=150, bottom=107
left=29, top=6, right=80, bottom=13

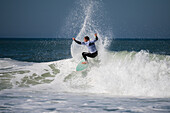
left=84, top=38, right=88, bottom=42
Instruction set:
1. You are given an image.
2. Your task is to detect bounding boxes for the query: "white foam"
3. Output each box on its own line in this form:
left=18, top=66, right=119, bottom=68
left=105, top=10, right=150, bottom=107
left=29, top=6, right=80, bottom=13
left=1, top=51, right=170, bottom=97
left=29, top=51, right=170, bottom=97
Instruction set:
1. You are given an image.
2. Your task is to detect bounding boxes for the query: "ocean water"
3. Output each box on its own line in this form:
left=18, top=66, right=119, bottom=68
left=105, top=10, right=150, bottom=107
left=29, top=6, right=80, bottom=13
left=1, top=0, right=170, bottom=112
left=1, top=38, right=170, bottom=62
left=0, top=38, right=72, bottom=62
left=0, top=38, right=170, bottom=113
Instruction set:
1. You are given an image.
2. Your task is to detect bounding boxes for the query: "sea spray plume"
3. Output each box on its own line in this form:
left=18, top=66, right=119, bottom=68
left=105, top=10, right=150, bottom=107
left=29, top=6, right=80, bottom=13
left=71, top=0, right=98, bottom=60
left=62, top=0, right=113, bottom=61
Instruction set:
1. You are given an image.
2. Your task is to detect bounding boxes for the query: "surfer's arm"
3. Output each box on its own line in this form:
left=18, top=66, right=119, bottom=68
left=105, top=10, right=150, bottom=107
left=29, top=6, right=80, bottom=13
left=72, top=37, right=81, bottom=45
left=94, top=33, right=98, bottom=41
left=91, top=33, right=98, bottom=43
left=95, top=36, right=98, bottom=41
left=76, top=40, right=86, bottom=45
left=72, top=38, right=86, bottom=45
left=74, top=39, right=82, bottom=45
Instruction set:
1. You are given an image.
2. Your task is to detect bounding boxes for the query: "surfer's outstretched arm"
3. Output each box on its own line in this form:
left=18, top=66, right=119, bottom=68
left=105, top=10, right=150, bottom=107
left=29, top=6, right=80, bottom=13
left=72, top=38, right=81, bottom=45
left=74, top=39, right=81, bottom=45
left=95, top=33, right=98, bottom=40
left=91, top=33, right=98, bottom=43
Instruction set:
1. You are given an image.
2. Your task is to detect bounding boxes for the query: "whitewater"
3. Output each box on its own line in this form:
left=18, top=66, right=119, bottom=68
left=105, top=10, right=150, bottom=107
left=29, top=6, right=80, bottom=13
left=0, top=0, right=170, bottom=112
left=1, top=49, right=170, bottom=97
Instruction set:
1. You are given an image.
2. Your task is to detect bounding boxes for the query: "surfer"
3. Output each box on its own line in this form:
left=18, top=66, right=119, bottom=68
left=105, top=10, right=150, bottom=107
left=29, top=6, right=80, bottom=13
left=72, top=33, right=98, bottom=64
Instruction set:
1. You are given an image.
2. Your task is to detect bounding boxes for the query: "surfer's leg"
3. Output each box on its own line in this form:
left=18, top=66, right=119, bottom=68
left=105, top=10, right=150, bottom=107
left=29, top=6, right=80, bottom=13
left=82, top=51, right=98, bottom=64
left=91, top=51, right=98, bottom=58
left=82, top=52, right=89, bottom=61
left=86, top=51, right=98, bottom=58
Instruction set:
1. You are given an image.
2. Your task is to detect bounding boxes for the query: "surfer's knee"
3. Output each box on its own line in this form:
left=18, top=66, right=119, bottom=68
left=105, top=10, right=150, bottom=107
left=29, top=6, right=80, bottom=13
left=82, top=52, right=85, bottom=56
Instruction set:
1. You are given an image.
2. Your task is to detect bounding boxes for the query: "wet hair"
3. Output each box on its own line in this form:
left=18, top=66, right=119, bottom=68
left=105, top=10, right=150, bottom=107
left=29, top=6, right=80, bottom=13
left=84, top=36, right=90, bottom=40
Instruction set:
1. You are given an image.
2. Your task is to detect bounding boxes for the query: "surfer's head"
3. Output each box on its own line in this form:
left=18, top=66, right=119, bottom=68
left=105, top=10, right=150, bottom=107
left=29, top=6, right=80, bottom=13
left=84, top=36, right=89, bottom=42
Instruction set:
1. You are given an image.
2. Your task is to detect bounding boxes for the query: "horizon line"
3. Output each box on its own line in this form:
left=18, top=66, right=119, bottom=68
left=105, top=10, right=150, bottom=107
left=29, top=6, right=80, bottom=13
left=0, top=37, right=170, bottom=40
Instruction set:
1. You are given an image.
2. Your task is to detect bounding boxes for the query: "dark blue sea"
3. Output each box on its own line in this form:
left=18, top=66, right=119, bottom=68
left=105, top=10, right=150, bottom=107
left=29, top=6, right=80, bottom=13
left=0, top=38, right=170, bottom=62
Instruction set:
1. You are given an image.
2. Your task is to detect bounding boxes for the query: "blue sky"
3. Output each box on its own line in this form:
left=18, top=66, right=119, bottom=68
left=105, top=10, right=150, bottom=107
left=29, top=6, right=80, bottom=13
left=0, top=0, right=170, bottom=39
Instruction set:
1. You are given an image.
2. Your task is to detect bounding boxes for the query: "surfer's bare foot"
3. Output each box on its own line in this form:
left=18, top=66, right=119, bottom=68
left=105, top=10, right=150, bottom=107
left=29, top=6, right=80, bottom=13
left=82, top=62, right=87, bottom=64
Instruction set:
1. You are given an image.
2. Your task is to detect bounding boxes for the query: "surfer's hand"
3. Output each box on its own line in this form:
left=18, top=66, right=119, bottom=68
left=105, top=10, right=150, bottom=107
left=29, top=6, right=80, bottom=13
left=95, top=33, right=97, bottom=37
left=72, top=38, right=75, bottom=40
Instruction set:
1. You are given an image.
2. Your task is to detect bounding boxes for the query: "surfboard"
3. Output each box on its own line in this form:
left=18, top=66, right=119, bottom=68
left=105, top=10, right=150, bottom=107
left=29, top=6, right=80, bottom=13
left=76, top=59, right=88, bottom=71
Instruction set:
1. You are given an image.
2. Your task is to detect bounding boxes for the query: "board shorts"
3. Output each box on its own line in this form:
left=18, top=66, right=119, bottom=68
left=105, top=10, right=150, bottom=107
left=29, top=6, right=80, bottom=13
left=82, top=51, right=98, bottom=61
